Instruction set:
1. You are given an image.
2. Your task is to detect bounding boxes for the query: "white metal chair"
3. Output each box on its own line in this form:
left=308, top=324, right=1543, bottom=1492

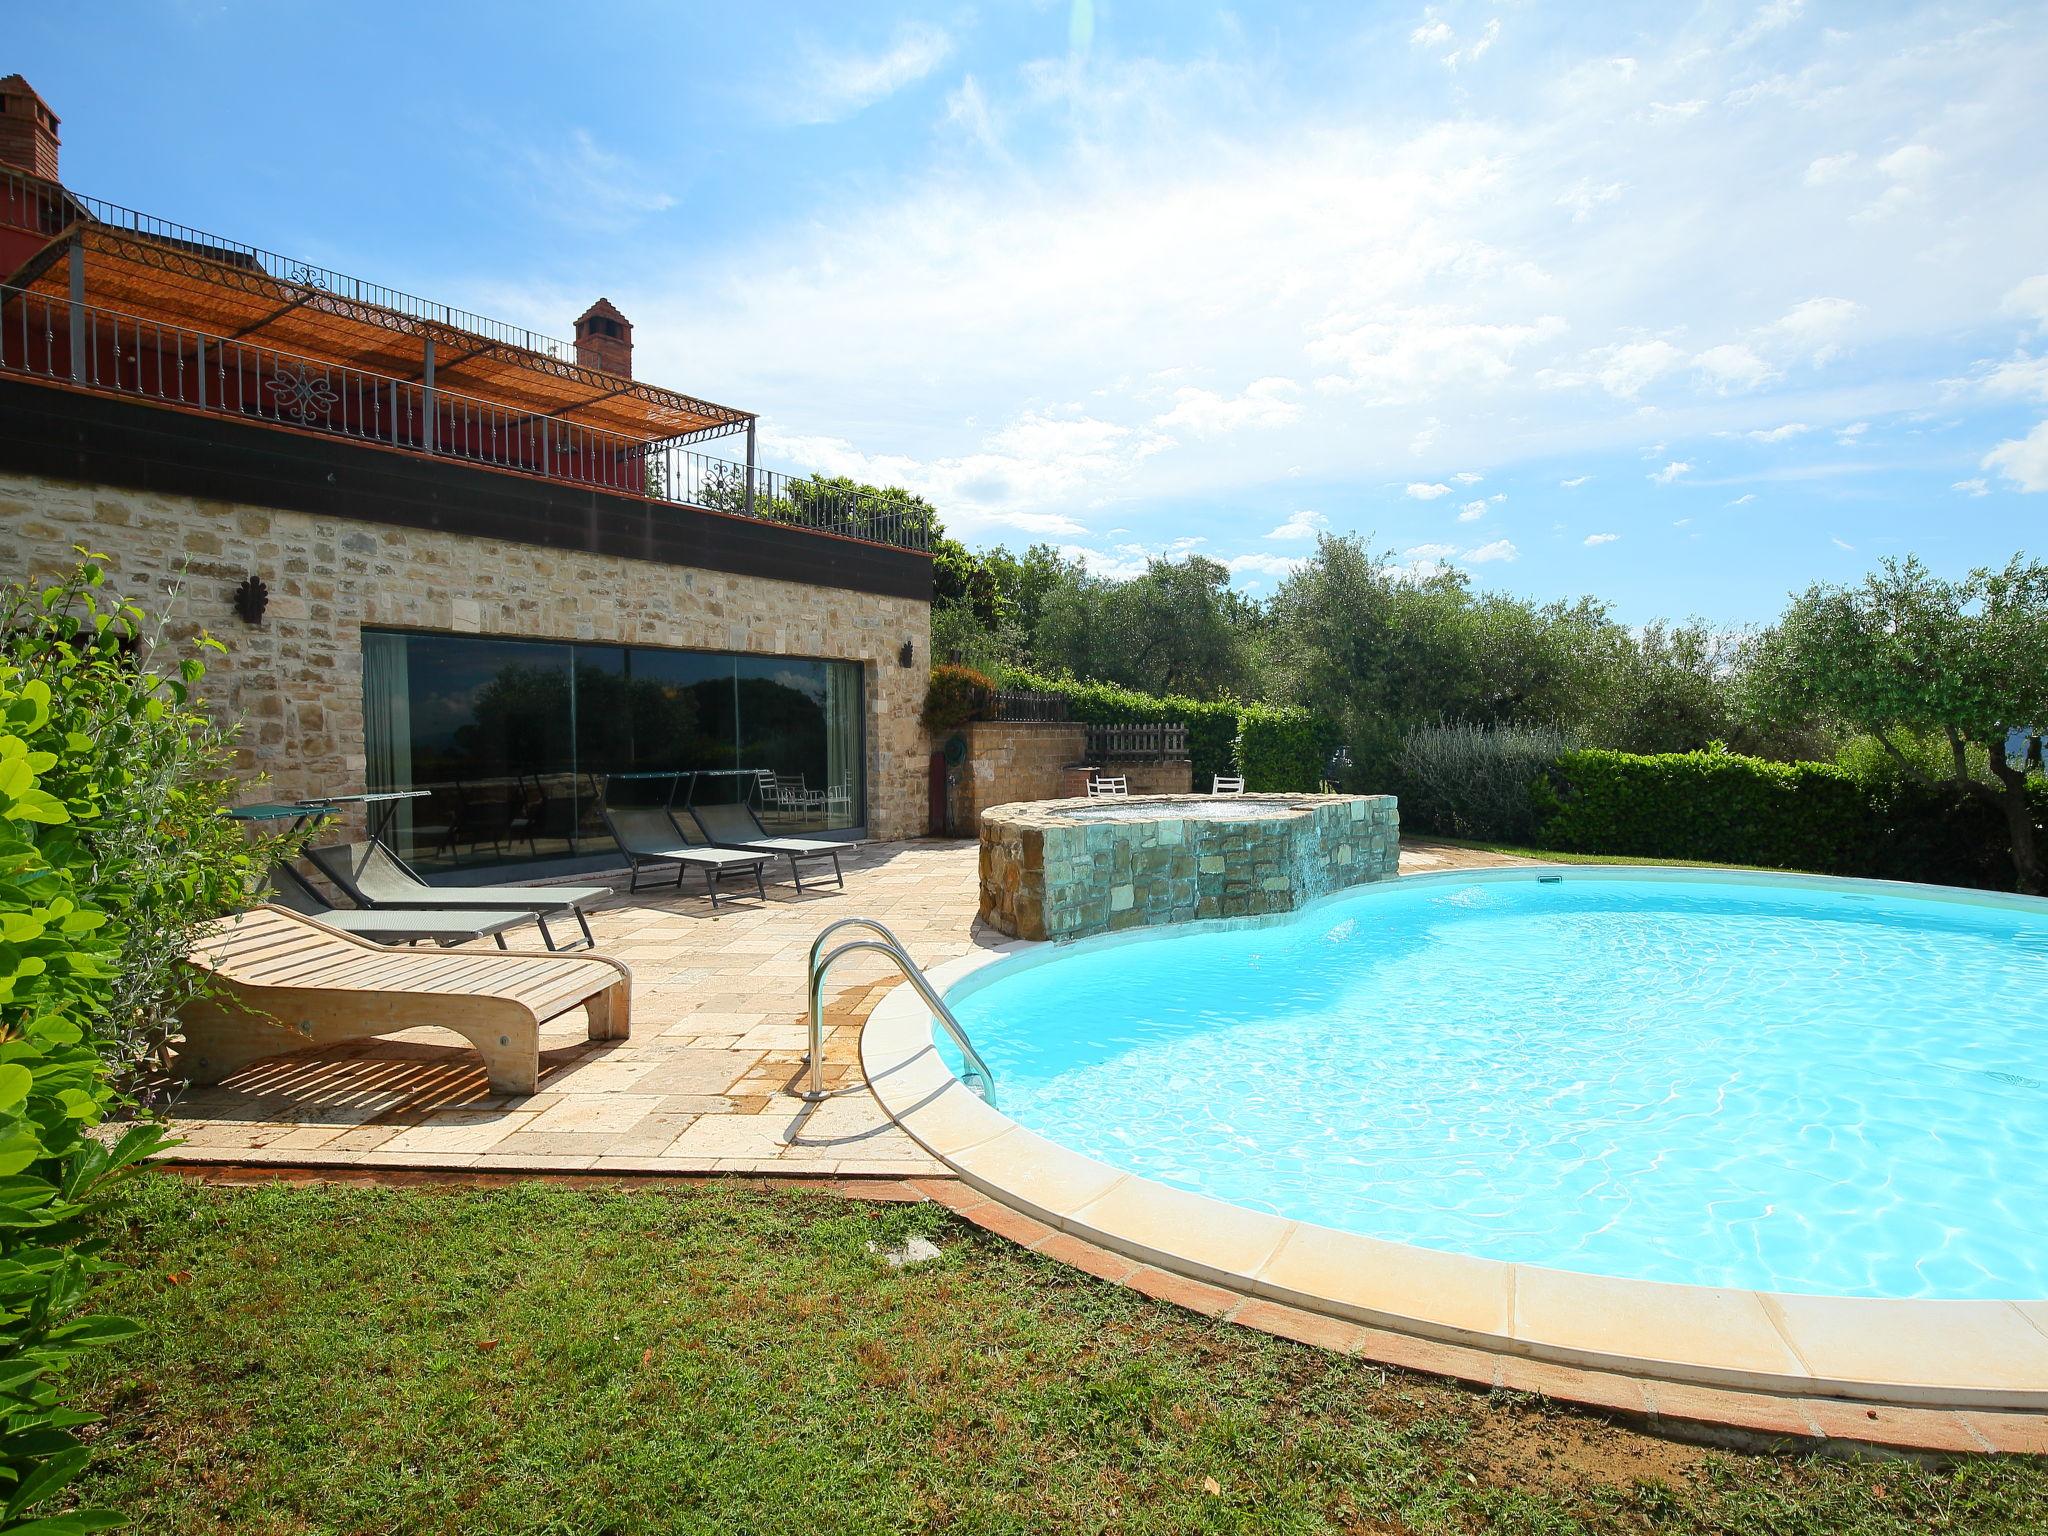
left=1087, top=775, right=1129, bottom=798
left=1212, top=775, right=1246, bottom=795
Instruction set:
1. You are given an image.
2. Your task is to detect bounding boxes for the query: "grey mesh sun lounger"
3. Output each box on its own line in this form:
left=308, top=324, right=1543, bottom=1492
left=264, top=864, right=541, bottom=949
left=598, top=805, right=771, bottom=906
left=687, top=802, right=846, bottom=892
left=307, top=839, right=607, bottom=949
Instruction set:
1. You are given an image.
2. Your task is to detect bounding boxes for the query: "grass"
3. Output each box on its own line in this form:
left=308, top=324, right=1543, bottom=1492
left=70, top=1175, right=2047, bottom=1535
left=1423, top=837, right=1804, bottom=875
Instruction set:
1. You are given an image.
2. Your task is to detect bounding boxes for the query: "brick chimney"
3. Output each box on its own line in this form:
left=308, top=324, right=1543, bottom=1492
left=573, top=298, right=632, bottom=377
left=0, top=76, right=59, bottom=180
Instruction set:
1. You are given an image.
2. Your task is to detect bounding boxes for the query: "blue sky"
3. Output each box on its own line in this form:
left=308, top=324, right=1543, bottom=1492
left=15, top=2, right=2047, bottom=623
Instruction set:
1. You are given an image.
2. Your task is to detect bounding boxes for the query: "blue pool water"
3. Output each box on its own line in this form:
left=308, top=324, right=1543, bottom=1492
left=941, top=874, right=2048, bottom=1299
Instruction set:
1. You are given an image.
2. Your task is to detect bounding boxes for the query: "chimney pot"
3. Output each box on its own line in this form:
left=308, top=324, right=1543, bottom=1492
left=0, top=75, right=60, bottom=181
left=573, top=298, right=633, bottom=378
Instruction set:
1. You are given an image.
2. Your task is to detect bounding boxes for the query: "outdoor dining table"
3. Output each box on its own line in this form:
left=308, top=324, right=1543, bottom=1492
left=225, top=802, right=341, bottom=836
left=293, top=789, right=430, bottom=843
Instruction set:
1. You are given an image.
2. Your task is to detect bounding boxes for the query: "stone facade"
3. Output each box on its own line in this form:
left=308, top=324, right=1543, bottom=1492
left=0, top=472, right=932, bottom=841
left=979, top=793, right=1400, bottom=942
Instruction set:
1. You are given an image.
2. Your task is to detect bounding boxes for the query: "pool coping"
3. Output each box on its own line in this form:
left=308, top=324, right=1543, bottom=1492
left=863, top=865, right=2048, bottom=1421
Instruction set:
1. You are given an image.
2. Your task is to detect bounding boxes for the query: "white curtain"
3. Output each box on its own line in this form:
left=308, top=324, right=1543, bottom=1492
left=825, top=661, right=863, bottom=830
left=361, top=631, right=413, bottom=850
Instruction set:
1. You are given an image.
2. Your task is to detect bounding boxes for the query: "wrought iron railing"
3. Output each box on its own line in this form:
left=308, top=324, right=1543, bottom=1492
left=0, top=283, right=932, bottom=552
left=989, top=689, right=1070, bottom=722
left=1086, top=722, right=1190, bottom=760
left=0, top=164, right=577, bottom=359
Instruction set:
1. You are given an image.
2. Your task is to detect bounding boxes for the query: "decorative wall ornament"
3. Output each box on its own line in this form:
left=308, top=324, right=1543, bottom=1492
left=232, top=574, right=269, bottom=626
left=265, top=363, right=339, bottom=424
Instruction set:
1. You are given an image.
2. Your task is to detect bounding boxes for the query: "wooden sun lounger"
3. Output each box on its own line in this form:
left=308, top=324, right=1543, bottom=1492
left=177, top=905, right=632, bottom=1095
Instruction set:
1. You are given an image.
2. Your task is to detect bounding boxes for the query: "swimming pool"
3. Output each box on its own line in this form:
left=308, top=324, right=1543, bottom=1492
left=936, top=871, right=2048, bottom=1302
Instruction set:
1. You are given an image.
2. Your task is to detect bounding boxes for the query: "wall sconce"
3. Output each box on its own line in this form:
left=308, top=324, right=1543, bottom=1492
left=898, top=640, right=915, bottom=668
left=232, top=575, right=269, bottom=625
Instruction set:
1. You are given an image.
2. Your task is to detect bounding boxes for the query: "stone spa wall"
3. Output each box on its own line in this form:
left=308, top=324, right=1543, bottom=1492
left=979, top=793, right=1400, bottom=942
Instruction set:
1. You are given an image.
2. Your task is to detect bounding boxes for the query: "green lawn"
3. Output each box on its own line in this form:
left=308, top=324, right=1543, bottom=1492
left=1424, top=837, right=1805, bottom=875
left=70, top=1176, right=2044, bottom=1535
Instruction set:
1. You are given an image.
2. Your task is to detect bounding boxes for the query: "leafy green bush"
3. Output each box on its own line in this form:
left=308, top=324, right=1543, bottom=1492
left=1534, top=746, right=1877, bottom=872
left=1233, top=704, right=1334, bottom=792
left=920, top=665, right=995, bottom=732
left=0, top=559, right=285, bottom=1530
left=1398, top=721, right=1571, bottom=841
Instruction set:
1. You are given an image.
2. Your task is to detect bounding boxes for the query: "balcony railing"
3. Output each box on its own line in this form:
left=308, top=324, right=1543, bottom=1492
left=0, top=284, right=932, bottom=553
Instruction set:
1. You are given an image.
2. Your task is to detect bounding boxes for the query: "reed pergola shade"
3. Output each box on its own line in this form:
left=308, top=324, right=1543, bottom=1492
left=7, top=220, right=750, bottom=445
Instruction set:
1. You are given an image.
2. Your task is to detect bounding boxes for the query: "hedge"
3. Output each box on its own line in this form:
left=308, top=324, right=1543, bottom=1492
left=1533, top=745, right=2047, bottom=889
left=1533, top=748, right=1870, bottom=871
left=1234, top=703, right=1335, bottom=792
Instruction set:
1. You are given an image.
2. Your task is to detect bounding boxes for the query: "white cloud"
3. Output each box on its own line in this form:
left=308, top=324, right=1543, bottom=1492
left=1582, top=339, right=1685, bottom=399
left=1648, top=100, right=1708, bottom=122
left=1310, top=310, right=1567, bottom=404
left=1877, top=143, right=1942, bottom=183
left=1155, top=377, right=1302, bottom=434
left=1983, top=422, right=2048, bottom=492
left=1747, top=422, right=1810, bottom=442
left=1464, top=538, right=1519, bottom=564
left=1457, top=500, right=1489, bottom=522
left=1225, top=551, right=1308, bottom=583
left=1406, top=482, right=1453, bottom=500
left=1831, top=536, right=1855, bottom=551
left=1803, top=151, right=1858, bottom=186
left=1733, top=0, right=1803, bottom=49
left=1556, top=179, right=1625, bottom=223
left=1980, top=356, right=2048, bottom=401
left=782, top=24, right=953, bottom=124
left=1583, top=532, right=1620, bottom=546
left=1405, top=542, right=1459, bottom=561
left=521, top=130, right=677, bottom=231
left=1769, top=297, right=1864, bottom=365
left=1952, top=477, right=1990, bottom=497
left=1443, top=18, right=1501, bottom=69
left=1694, top=343, right=1780, bottom=393
left=1650, top=460, right=1693, bottom=485
left=1409, top=12, right=1453, bottom=48
left=1727, top=494, right=1756, bottom=506
left=1264, top=508, right=1329, bottom=540
left=1453, top=471, right=1484, bottom=484
left=1674, top=516, right=1695, bottom=526
left=1560, top=475, right=1591, bottom=489
left=2006, top=275, right=2048, bottom=327
left=1836, top=421, right=1869, bottom=445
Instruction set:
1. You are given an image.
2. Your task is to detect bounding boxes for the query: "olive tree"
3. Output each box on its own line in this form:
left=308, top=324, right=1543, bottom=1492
left=1745, top=555, right=2048, bottom=892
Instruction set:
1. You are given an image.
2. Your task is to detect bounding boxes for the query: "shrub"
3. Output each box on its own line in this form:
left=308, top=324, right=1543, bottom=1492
left=1234, top=704, right=1334, bottom=792
left=1533, top=746, right=1874, bottom=872
left=0, top=558, right=287, bottom=1530
left=920, top=664, right=995, bottom=732
left=1398, top=720, right=1570, bottom=841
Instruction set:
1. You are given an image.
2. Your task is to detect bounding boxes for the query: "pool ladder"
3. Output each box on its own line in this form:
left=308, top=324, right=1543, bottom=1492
left=802, top=917, right=994, bottom=1103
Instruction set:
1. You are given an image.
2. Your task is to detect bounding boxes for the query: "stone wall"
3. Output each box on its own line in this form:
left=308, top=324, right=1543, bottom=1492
left=0, top=473, right=932, bottom=841
left=954, top=720, right=1087, bottom=835
left=980, top=793, right=1400, bottom=942
left=1121, top=760, right=1193, bottom=796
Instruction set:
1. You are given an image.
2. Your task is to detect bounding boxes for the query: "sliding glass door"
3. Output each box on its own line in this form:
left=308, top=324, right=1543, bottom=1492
left=362, top=630, right=866, bottom=872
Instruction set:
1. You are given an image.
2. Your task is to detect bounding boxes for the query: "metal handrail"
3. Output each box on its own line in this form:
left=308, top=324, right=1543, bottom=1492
left=803, top=917, right=993, bottom=1103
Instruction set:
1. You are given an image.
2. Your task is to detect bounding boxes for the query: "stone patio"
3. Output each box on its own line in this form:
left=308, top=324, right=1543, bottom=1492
left=164, top=836, right=1529, bottom=1177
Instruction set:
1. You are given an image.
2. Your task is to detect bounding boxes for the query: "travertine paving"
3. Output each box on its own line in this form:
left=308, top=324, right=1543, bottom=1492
left=164, top=836, right=1525, bottom=1177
